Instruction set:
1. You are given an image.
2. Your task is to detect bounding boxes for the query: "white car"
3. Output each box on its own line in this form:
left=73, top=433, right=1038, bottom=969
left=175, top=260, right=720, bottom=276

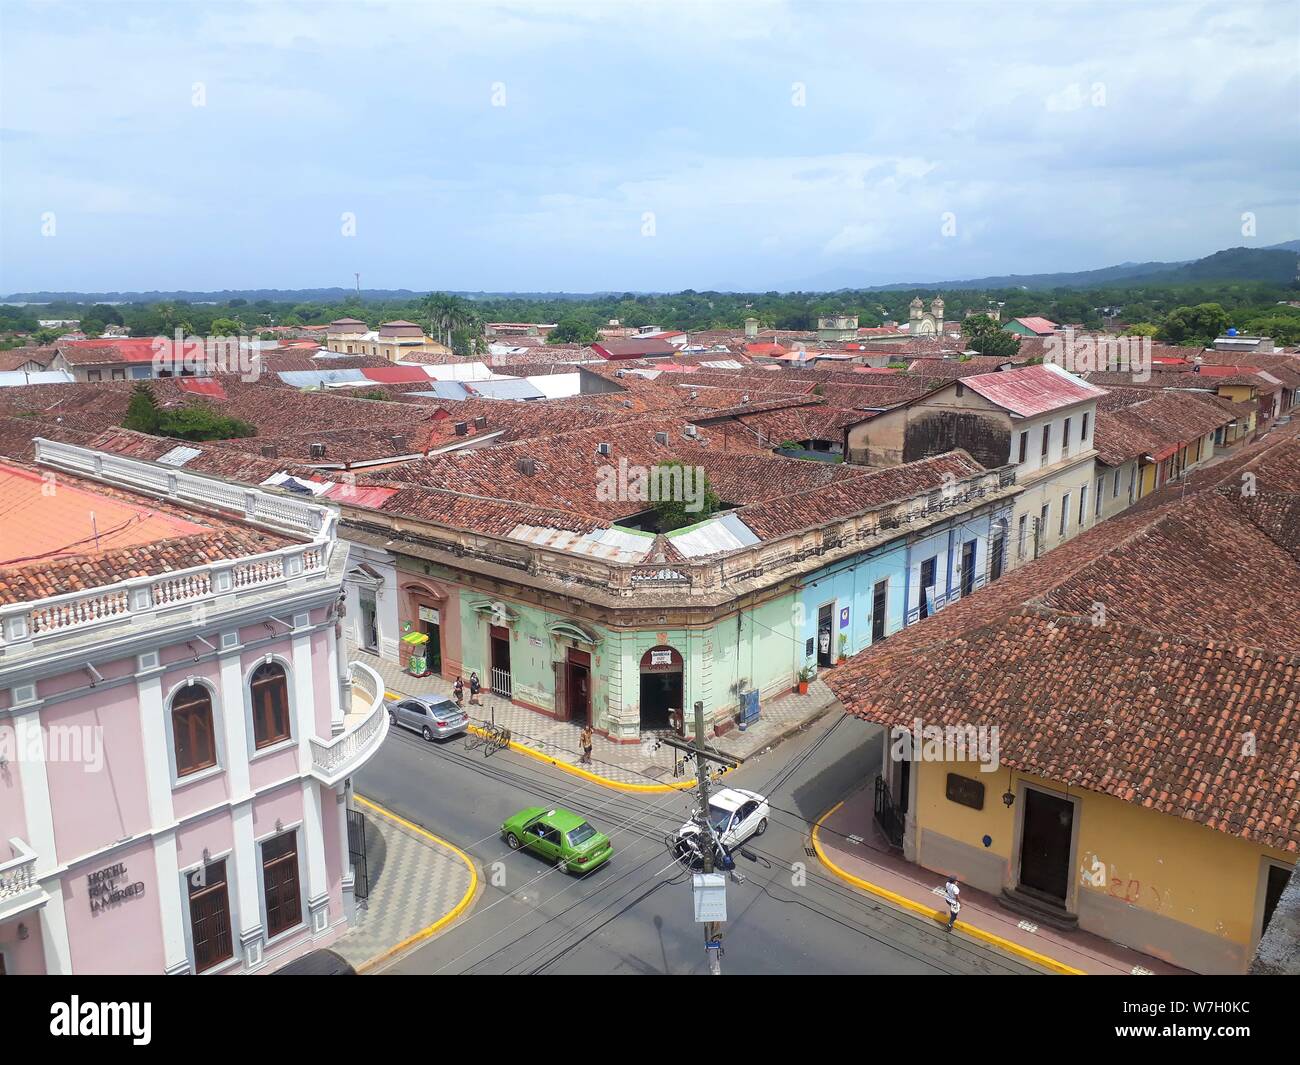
left=678, top=787, right=770, bottom=850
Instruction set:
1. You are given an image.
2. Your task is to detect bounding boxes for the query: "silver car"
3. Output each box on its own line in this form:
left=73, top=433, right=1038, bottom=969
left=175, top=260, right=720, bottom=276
left=387, top=695, right=469, bottom=742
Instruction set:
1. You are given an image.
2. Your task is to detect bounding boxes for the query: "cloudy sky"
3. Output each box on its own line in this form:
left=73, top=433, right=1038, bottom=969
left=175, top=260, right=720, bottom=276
left=1, top=0, right=1297, bottom=294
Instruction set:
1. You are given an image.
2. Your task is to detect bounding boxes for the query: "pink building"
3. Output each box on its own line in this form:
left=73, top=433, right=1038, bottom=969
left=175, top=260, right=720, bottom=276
left=0, top=439, right=388, bottom=974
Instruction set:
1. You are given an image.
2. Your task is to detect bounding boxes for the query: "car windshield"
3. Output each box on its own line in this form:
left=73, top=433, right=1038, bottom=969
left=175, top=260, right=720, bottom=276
left=567, top=823, right=598, bottom=846
left=708, top=805, right=733, bottom=832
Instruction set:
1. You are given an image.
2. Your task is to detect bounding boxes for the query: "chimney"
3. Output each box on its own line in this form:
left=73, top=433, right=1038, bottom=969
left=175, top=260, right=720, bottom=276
left=261, top=444, right=278, bottom=459
left=744, top=317, right=758, bottom=339
left=454, top=421, right=468, bottom=435
left=309, top=443, right=326, bottom=458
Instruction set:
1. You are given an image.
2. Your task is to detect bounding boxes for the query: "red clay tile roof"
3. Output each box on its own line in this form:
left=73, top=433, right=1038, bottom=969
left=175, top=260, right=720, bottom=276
left=827, top=424, right=1300, bottom=852
left=0, top=460, right=294, bottom=605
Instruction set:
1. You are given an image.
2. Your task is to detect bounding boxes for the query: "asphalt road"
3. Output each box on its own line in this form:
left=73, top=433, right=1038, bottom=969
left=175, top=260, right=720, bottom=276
left=353, top=713, right=1042, bottom=975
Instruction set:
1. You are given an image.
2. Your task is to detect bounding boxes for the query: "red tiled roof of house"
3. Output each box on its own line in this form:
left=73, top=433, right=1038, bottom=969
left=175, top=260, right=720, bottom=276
left=0, top=459, right=294, bottom=605
left=827, top=425, right=1300, bottom=852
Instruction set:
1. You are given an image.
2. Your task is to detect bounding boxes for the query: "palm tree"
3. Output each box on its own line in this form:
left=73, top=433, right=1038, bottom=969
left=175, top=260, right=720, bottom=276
left=422, top=292, right=463, bottom=348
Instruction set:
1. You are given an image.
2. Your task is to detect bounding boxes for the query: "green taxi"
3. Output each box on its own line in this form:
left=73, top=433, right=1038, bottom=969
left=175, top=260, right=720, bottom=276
left=501, top=806, right=613, bottom=874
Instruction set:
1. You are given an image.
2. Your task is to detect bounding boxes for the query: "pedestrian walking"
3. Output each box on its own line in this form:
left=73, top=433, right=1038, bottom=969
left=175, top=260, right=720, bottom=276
left=942, top=875, right=960, bottom=931
left=579, top=724, right=593, bottom=765
left=453, top=676, right=464, bottom=708
left=469, top=671, right=482, bottom=706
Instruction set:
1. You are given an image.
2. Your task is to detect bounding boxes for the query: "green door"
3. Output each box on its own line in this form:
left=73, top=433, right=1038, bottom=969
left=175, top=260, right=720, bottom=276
left=527, top=822, right=562, bottom=861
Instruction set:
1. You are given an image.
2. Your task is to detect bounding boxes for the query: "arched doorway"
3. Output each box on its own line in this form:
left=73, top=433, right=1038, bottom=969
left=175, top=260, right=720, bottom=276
left=639, top=646, right=683, bottom=732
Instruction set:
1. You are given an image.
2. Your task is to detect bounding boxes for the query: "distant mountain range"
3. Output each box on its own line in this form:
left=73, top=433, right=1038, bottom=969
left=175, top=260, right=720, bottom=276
left=4, top=242, right=1297, bottom=304
left=815, top=241, right=1300, bottom=293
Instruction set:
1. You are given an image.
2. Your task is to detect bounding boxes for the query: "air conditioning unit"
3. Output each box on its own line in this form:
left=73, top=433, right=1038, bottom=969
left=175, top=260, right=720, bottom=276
left=309, top=443, right=326, bottom=459
left=454, top=421, right=468, bottom=435
left=474, top=416, right=487, bottom=429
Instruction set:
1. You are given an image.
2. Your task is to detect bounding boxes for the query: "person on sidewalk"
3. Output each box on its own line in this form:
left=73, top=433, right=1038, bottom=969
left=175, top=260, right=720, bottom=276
left=942, top=875, right=961, bottom=931
left=453, top=676, right=464, bottom=708
left=579, top=725, right=593, bottom=765
left=469, top=671, right=482, bottom=706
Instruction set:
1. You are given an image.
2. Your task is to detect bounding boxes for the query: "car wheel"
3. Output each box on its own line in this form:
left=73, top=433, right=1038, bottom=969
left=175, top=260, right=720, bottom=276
left=422, top=725, right=434, bottom=742
left=506, top=833, right=521, bottom=850
left=387, top=710, right=396, bottom=725
left=755, top=817, right=768, bottom=836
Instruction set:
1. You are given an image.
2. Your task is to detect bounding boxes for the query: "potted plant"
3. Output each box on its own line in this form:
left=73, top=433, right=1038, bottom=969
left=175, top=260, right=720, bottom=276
left=796, top=665, right=814, bottom=695
left=838, top=633, right=849, bottom=664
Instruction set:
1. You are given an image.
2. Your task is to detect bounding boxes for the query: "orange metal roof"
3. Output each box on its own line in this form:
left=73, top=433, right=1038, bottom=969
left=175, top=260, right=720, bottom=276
left=0, top=462, right=207, bottom=568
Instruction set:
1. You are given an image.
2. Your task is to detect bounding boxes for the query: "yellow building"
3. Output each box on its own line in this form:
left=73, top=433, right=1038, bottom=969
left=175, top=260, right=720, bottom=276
left=324, top=318, right=452, bottom=362
left=829, top=426, right=1300, bottom=973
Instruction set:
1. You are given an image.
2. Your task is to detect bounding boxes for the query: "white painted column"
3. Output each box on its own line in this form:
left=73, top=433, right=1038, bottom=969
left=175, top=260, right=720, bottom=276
left=136, top=671, right=176, bottom=830
left=39, top=888, right=72, bottom=976
left=218, top=647, right=251, bottom=799
left=291, top=619, right=317, bottom=773
left=152, top=831, right=190, bottom=974
left=326, top=619, right=344, bottom=734
left=231, top=801, right=264, bottom=967
left=13, top=707, right=56, bottom=871
left=336, top=787, right=355, bottom=925
left=300, top=778, right=330, bottom=933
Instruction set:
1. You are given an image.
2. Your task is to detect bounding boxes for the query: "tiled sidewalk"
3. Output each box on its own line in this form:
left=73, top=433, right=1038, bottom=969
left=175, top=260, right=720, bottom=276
left=815, top=785, right=1188, bottom=975
left=332, top=798, right=476, bottom=971
left=348, top=643, right=840, bottom=788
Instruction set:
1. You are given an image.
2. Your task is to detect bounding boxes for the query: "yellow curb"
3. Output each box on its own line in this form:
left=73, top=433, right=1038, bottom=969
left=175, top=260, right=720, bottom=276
left=811, top=800, right=1085, bottom=976
left=465, top=722, right=707, bottom=793
left=383, top=688, right=711, bottom=793
left=351, top=794, right=479, bottom=973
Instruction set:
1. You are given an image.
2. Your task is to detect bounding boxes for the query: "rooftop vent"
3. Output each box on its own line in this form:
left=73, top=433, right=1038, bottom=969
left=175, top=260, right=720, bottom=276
left=597, top=442, right=611, bottom=456
left=615, top=370, right=626, bottom=378
left=454, top=421, right=468, bottom=435
left=474, top=416, right=487, bottom=429
left=517, top=457, right=537, bottom=476
left=309, top=443, right=326, bottom=459
left=742, top=393, right=750, bottom=403
left=261, top=444, right=278, bottom=459
left=690, top=390, right=698, bottom=400
left=685, top=424, right=698, bottom=438
left=389, top=434, right=407, bottom=451
left=623, top=399, right=633, bottom=408
left=654, top=431, right=668, bottom=445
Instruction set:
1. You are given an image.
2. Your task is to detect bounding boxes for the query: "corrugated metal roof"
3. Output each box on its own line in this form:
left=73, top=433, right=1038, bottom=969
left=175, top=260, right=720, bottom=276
left=668, top=513, right=760, bottom=558
left=0, top=370, right=76, bottom=386
left=277, top=369, right=368, bottom=388
left=155, top=444, right=202, bottom=467
left=465, top=379, right=547, bottom=401
left=506, top=523, right=652, bottom=562
left=961, top=363, right=1106, bottom=418
left=408, top=382, right=472, bottom=401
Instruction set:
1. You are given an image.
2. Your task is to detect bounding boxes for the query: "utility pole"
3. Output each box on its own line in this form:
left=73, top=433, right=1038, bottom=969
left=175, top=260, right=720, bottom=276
left=661, top=700, right=738, bottom=976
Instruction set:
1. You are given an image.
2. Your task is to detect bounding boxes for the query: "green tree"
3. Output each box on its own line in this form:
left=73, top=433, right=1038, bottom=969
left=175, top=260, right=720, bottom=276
left=156, top=406, right=257, bottom=441
left=650, top=462, right=721, bottom=532
left=961, top=314, right=1021, bottom=356
left=79, top=317, right=106, bottom=337
left=1158, top=303, right=1230, bottom=346
left=210, top=317, right=242, bottom=336
left=123, top=382, right=161, bottom=433
left=1122, top=323, right=1159, bottom=337
left=549, top=316, right=598, bottom=344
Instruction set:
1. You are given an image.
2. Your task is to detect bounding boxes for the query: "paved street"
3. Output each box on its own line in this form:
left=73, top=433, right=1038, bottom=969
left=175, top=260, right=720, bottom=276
left=354, top=712, right=1044, bottom=975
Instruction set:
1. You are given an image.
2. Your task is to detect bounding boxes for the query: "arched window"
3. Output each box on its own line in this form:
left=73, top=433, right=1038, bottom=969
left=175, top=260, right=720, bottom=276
left=250, top=662, right=291, bottom=749
left=172, top=685, right=217, bottom=776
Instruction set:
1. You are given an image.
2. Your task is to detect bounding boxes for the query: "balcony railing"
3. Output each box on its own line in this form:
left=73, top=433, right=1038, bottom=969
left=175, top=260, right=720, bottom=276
left=309, top=661, right=389, bottom=786
left=0, top=838, right=43, bottom=919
